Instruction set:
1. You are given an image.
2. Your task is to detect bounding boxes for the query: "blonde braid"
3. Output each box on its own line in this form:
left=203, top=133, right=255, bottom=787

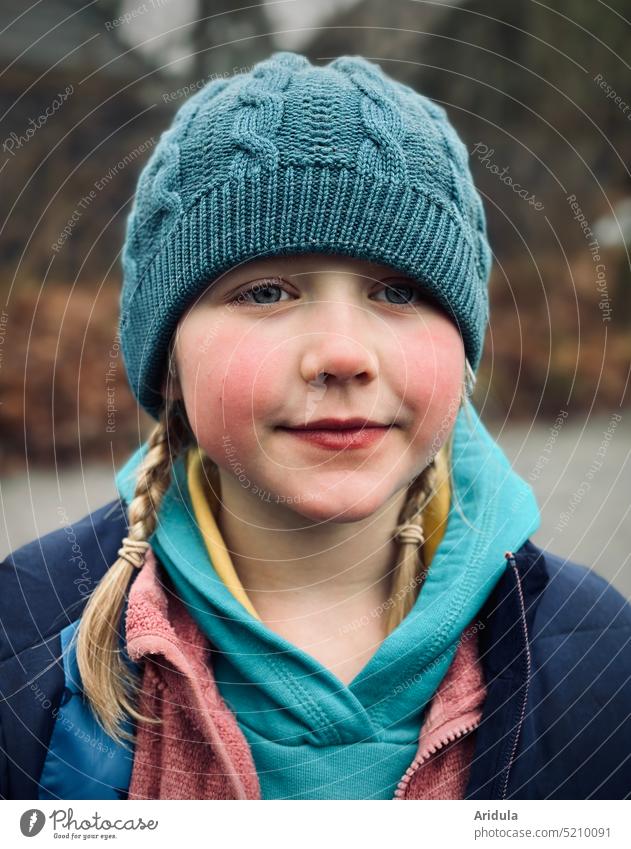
left=386, top=450, right=440, bottom=633
left=75, top=397, right=191, bottom=744
left=385, top=365, right=472, bottom=633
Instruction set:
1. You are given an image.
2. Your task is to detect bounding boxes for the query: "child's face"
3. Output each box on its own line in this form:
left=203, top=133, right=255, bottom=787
left=171, top=253, right=464, bottom=523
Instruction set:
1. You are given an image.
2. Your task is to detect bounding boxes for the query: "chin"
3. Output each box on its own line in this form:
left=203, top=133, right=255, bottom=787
left=278, top=480, right=395, bottom=525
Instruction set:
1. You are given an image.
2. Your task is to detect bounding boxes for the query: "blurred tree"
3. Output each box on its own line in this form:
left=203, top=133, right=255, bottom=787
left=190, top=0, right=273, bottom=80
left=306, top=0, right=631, bottom=418
left=2, top=0, right=629, bottom=469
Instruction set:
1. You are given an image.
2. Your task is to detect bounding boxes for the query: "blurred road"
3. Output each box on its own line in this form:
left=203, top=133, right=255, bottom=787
left=2, top=413, right=629, bottom=599
left=486, top=412, right=630, bottom=600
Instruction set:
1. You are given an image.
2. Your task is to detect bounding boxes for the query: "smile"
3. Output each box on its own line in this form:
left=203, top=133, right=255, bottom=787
left=277, top=426, right=391, bottom=450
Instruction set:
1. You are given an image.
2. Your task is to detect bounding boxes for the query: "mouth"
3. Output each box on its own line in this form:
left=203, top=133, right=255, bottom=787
left=276, top=418, right=395, bottom=450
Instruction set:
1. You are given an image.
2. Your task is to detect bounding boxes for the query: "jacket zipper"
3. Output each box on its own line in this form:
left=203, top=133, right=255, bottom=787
left=392, top=715, right=482, bottom=799
left=394, top=550, right=531, bottom=801
left=497, top=550, right=532, bottom=799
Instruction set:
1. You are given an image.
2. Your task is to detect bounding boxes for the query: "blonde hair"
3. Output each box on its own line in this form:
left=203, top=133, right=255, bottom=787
left=75, top=395, right=193, bottom=744
left=76, top=359, right=474, bottom=744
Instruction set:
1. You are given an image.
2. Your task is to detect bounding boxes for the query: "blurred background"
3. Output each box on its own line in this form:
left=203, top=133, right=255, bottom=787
left=0, top=0, right=629, bottom=595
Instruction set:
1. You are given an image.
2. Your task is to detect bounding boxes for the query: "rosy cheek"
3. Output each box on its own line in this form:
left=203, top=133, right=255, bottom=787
left=220, top=338, right=285, bottom=419
left=397, top=322, right=464, bottom=437
left=181, top=320, right=284, bottom=448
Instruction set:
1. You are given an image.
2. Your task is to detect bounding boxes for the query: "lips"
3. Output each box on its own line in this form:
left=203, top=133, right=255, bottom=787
left=282, top=418, right=389, bottom=430
left=277, top=419, right=394, bottom=450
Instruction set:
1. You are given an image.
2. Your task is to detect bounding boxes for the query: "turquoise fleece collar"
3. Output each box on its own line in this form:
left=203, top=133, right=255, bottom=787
left=116, top=401, right=540, bottom=799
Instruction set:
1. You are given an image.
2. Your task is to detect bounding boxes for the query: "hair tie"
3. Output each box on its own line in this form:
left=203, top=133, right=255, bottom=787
left=117, top=536, right=150, bottom=569
left=394, top=523, right=425, bottom=547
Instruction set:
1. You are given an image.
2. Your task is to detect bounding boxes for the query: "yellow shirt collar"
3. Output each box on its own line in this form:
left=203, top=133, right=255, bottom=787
left=186, top=445, right=451, bottom=622
left=186, top=446, right=260, bottom=619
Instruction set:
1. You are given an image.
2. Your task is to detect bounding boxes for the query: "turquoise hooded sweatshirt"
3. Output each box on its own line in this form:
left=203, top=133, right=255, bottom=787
left=116, top=401, right=540, bottom=799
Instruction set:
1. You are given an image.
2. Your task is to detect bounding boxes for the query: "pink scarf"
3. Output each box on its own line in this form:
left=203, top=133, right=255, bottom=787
left=125, top=548, right=486, bottom=799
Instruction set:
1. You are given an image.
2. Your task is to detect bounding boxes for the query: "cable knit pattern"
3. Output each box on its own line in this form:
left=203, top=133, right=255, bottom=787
left=229, top=52, right=307, bottom=177
left=331, top=56, right=407, bottom=181
left=120, top=80, right=220, bottom=314
left=119, top=51, right=492, bottom=418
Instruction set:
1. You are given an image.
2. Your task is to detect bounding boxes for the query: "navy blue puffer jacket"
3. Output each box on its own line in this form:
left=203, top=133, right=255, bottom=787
left=1, top=499, right=630, bottom=799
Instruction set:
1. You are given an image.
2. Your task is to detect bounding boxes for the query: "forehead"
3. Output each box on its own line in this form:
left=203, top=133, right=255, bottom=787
left=214, top=252, right=410, bottom=283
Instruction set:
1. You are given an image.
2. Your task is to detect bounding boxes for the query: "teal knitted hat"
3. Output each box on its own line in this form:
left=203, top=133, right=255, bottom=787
left=120, top=51, right=492, bottom=419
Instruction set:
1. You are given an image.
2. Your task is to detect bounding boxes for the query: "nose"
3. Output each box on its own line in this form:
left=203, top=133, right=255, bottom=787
left=300, top=332, right=379, bottom=385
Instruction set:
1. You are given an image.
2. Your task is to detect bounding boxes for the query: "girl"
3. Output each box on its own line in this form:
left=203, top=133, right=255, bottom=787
left=1, top=52, right=630, bottom=801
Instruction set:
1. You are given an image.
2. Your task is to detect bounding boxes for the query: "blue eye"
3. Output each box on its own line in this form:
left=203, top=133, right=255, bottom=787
left=231, top=280, right=289, bottom=306
left=375, top=280, right=422, bottom=307
left=228, top=277, right=423, bottom=309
